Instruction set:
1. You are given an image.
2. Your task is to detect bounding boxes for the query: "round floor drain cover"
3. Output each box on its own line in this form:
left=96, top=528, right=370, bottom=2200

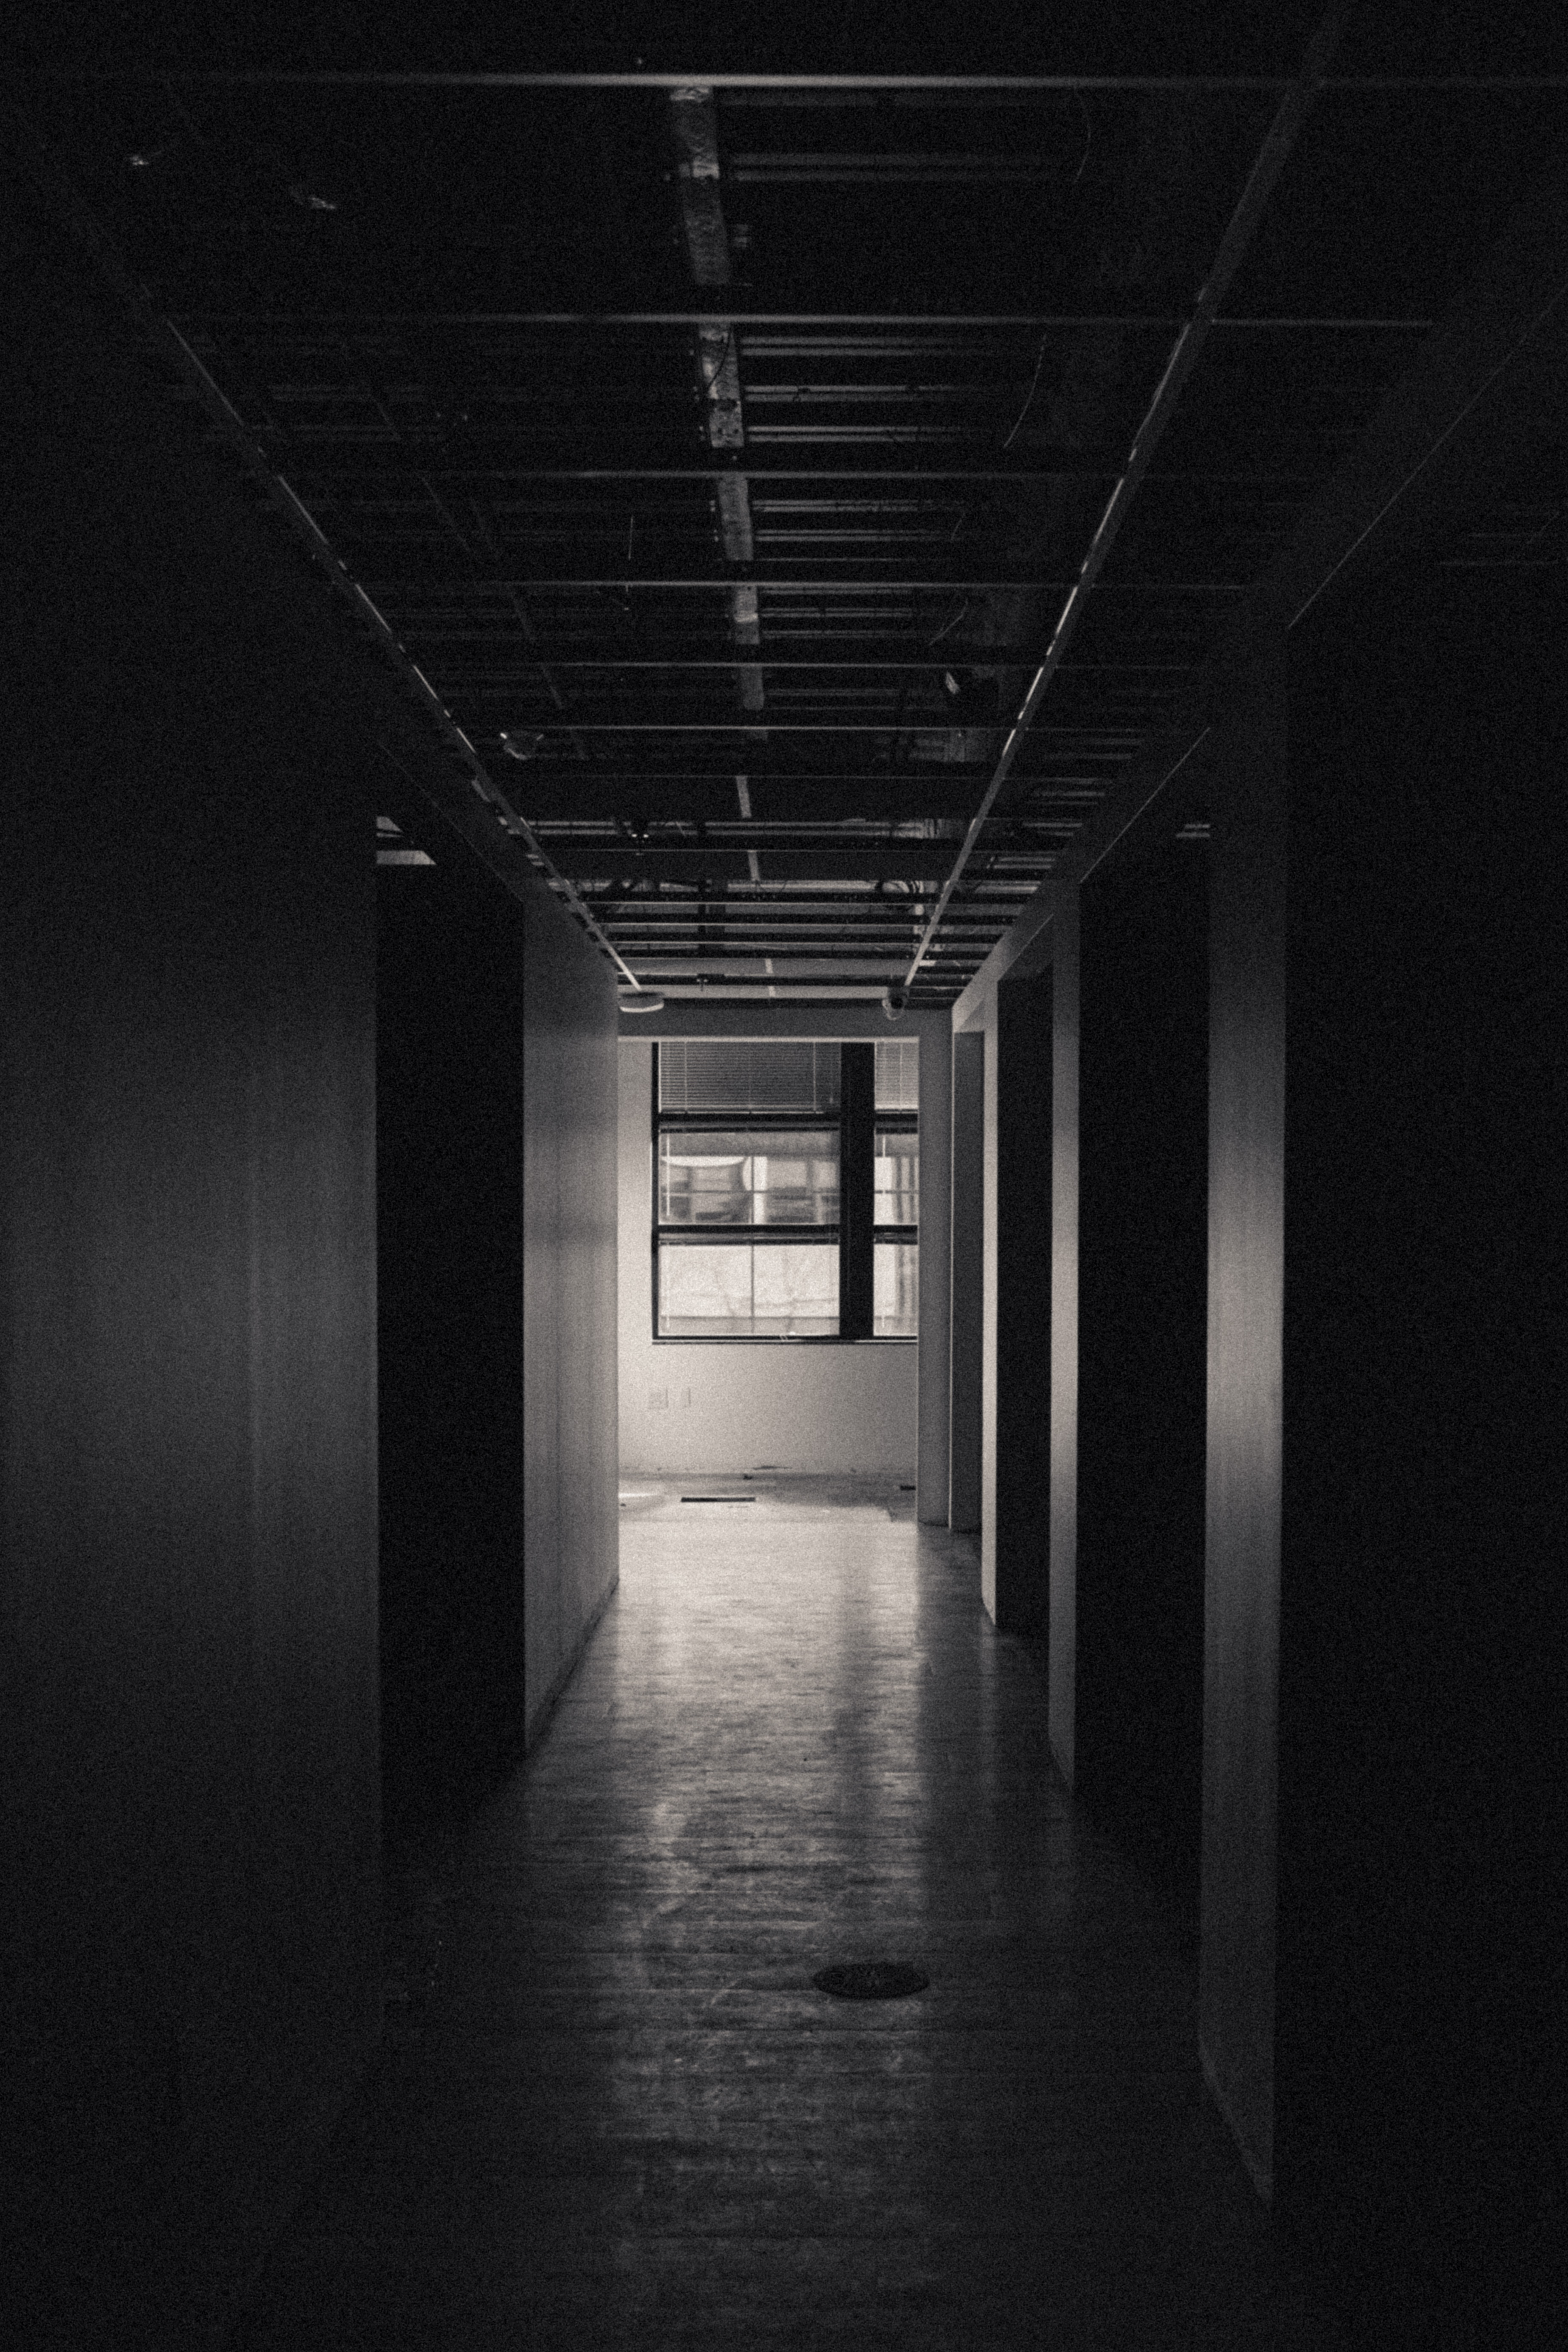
left=812, top=1961, right=929, bottom=2000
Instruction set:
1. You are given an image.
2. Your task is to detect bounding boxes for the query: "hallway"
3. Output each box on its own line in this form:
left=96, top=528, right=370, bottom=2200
left=232, top=1483, right=1343, bottom=2352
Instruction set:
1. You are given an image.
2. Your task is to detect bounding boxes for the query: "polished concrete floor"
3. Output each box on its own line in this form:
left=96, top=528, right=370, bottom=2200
left=232, top=1476, right=1346, bottom=2350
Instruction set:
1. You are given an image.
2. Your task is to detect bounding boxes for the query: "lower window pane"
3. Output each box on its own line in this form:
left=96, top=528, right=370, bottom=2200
left=874, top=1128, right=919, bottom=1225
left=874, top=1240, right=919, bottom=1337
left=658, top=1242, right=839, bottom=1337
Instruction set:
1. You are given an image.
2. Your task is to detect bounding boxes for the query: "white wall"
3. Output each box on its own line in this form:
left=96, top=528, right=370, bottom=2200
left=617, top=1041, right=918, bottom=1474
left=522, top=878, right=621, bottom=1742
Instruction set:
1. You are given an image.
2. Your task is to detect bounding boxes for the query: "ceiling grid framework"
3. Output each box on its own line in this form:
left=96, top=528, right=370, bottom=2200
left=20, top=15, right=1568, bottom=1000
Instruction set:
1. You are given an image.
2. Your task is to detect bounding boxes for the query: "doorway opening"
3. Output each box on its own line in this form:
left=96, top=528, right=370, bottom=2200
left=618, top=1036, right=921, bottom=1494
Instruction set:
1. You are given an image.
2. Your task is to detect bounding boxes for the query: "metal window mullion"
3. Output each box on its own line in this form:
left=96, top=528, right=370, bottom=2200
left=839, top=1045, right=876, bottom=1341
left=656, top=1226, right=841, bottom=1243
left=656, top=1111, right=843, bottom=1130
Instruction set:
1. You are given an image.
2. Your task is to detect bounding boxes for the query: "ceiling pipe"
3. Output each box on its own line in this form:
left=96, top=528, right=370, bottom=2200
left=903, top=4, right=1351, bottom=992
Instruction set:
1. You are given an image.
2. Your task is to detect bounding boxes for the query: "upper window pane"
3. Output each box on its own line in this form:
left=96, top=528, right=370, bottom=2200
left=874, top=1038, right=918, bottom=1111
left=874, top=1129, right=919, bottom=1226
left=659, top=1041, right=841, bottom=1114
left=659, top=1129, right=840, bottom=1226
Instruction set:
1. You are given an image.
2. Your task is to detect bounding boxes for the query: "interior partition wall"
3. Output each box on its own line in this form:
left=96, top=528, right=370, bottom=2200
left=3, top=179, right=625, bottom=2352
left=1201, top=645, right=1288, bottom=2206
left=4, top=192, right=382, bottom=2352
left=1271, top=558, right=1566, bottom=2349
left=521, top=879, right=621, bottom=1748
left=376, top=789, right=527, bottom=1824
left=1073, top=836, right=1209, bottom=1899
left=377, top=658, right=619, bottom=1808
left=982, top=968, right=1055, bottom=1633
left=1199, top=566, right=1565, bottom=2346
left=1048, top=894, right=1080, bottom=1780
left=948, top=1028, right=986, bottom=1531
left=913, top=1016, right=952, bottom=1525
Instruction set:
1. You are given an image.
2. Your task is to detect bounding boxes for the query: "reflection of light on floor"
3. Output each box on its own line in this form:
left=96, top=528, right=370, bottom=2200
left=617, top=1472, right=919, bottom=1521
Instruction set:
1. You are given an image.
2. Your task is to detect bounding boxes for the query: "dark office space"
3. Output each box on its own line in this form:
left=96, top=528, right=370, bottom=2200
left=5, top=9, right=1565, bottom=2349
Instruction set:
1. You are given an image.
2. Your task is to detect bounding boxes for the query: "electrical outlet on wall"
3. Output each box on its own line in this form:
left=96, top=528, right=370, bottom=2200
left=681, top=1387, right=692, bottom=1408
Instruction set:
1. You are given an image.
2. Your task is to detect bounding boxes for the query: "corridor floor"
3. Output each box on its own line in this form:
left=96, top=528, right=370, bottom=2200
left=232, top=1477, right=1345, bottom=2351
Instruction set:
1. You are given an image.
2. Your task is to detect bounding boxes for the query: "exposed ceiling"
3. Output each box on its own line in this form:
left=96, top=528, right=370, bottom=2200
left=20, top=8, right=1568, bottom=1002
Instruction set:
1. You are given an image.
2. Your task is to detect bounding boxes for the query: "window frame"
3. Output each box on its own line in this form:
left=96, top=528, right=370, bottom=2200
left=872, top=1114, right=920, bottom=1339
left=651, top=1042, right=917, bottom=1345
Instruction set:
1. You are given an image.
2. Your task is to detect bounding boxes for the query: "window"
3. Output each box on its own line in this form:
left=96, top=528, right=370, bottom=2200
left=873, top=1038, right=918, bottom=1339
left=653, top=1040, right=917, bottom=1340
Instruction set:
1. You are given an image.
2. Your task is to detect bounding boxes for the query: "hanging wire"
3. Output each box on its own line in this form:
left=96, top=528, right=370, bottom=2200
left=697, top=321, right=739, bottom=394
left=927, top=600, right=970, bottom=647
left=1001, top=93, right=1093, bottom=453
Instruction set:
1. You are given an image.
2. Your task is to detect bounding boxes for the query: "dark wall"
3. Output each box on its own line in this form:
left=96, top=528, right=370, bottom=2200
left=914, top=1016, right=953, bottom=1525
left=1196, top=569, right=1566, bottom=2341
left=949, top=1030, right=986, bottom=1529
left=376, top=797, right=526, bottom=1826
left=2, top=201, right=380, bottom=2346
left=986, top=970, right=1054, bottom=1633
left=1275, top=559, right=1567, bottom=2346
left=1048, top=893, right=1079, bottom=1775
left=377, top=810, right=620, bottom=1804
left=1200, top=647, right=1288, bottom=2201
left=1075, top=842, right=1208, bottom=1897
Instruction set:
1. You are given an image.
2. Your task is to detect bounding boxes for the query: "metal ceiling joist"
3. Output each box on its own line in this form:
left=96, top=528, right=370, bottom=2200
left=266, top=466, right=1365, bottom=484
left=473, top=719, right=1129, bottom=733
left=166, top=311, right=1437, bottom=329
left=355, top=575, right=1248, bottom=592
left=391, top=652, right=1170, bottom=668
left=949, top=145, right=1568, bottom=1027
left=28, top=40, right=1560, bottom=1012
left=51, top=70, right=1568, bottom=90
left=904, top=4, right=1349, bottom=990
